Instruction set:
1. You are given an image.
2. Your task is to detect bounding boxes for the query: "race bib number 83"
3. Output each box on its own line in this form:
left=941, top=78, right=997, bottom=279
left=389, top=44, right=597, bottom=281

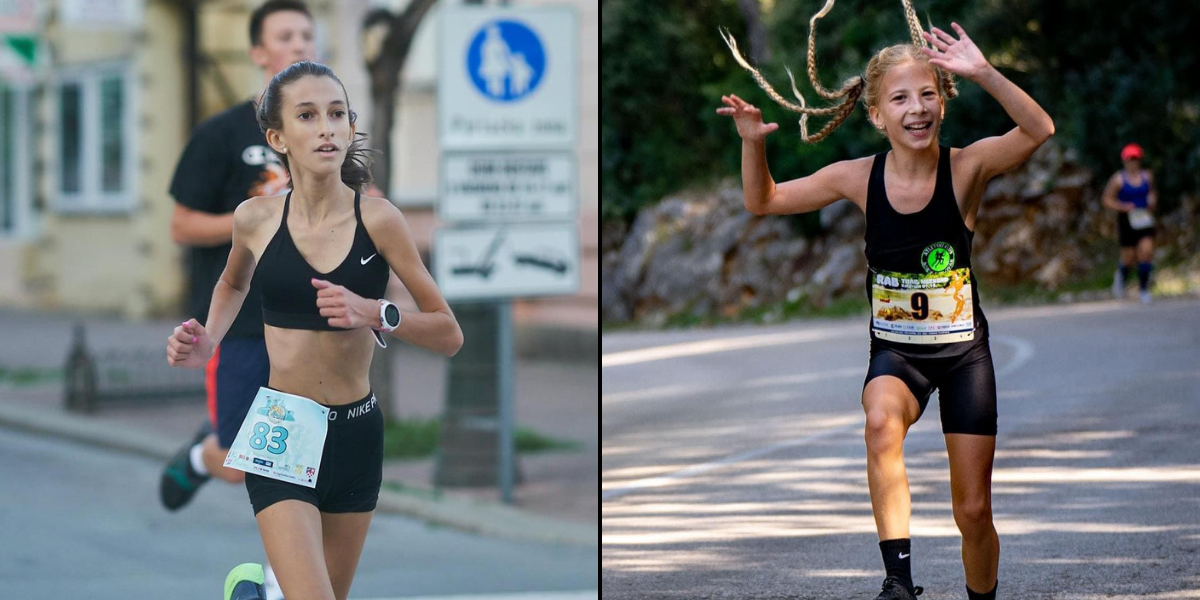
left=224, top=388, right=330, bottom=488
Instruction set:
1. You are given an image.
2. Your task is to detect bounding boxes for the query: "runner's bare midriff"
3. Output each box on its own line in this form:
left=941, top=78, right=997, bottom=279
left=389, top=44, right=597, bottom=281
left=264, top=325, right=374, bottom=405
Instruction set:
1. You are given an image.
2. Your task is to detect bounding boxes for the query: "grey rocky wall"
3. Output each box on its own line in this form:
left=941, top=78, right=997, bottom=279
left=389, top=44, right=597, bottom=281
left=603, top=141, right=1199, bottom=326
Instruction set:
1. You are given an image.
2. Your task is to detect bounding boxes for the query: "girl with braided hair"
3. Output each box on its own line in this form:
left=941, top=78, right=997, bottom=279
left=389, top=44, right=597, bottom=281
left=717, top=2, right=1053, bottom=599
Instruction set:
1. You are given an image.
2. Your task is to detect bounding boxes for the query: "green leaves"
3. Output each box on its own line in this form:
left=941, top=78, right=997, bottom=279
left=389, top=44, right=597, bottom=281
left=603, top=0, right=1200, bottom=223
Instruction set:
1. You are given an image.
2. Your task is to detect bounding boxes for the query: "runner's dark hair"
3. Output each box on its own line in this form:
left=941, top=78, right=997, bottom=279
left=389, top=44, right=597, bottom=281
left=256, top=61, right=375, bottom=192
left=250, top=0, right=313, bottom=47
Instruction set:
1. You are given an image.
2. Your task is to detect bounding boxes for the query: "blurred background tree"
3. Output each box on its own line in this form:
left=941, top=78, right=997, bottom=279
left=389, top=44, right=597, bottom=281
left=601, top=0, right=743, bottom=223
left=602, top=0, right=1200, bottom=226
left=968, top=0, right=1200, bottom=213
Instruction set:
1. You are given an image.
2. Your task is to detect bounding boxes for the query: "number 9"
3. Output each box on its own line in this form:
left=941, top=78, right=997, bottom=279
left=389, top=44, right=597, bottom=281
left=911, top=293, right=929, bottom=320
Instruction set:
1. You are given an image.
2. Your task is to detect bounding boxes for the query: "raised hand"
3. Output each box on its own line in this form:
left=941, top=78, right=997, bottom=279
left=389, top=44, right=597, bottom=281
left=921, top=23, right=990, bottom=81
left=717, top=94, right=780, bottom=142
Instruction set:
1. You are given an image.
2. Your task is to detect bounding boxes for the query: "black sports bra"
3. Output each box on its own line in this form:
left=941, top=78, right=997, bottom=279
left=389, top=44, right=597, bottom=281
left=255, top=190, right=388, bottom=330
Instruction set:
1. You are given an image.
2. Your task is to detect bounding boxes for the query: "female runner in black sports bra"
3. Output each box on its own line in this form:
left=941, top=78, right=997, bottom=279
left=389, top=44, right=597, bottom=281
left=717, top=2, right=1052, bottom=599
left=168, top=61, right=463, bottom=600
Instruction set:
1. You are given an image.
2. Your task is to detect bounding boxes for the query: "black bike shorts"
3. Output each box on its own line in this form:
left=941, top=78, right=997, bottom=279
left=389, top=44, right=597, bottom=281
left=245, top=390, right=384, bottom=514
left=864, top=337, right=998, bottom=436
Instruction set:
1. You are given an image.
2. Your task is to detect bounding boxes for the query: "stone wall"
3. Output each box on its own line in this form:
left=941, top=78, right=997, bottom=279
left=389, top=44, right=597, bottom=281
left=602, top=141, right=1199, bottom=325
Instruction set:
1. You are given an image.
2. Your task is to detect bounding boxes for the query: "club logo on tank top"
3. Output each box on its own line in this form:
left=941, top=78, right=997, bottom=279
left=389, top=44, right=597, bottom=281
left=921, top=242, right=955, bottom=273
left=871, top=241, right=972, bottom=344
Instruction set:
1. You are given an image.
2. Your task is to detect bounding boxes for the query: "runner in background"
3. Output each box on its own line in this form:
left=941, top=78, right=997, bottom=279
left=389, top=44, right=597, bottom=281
left=1101, top=143, right=1157, bottom=304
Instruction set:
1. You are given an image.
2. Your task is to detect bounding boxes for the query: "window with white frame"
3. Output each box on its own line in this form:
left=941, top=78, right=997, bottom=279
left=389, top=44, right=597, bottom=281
left=55, top=63, right=136, bottom=212
left=0, top=81, right=32, bottom=238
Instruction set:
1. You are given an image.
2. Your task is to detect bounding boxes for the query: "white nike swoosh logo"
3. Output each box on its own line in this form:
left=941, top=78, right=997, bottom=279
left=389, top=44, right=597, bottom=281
left=361, top=254, right=377, bottom=265
left=898, top=553, right=910, bottom=559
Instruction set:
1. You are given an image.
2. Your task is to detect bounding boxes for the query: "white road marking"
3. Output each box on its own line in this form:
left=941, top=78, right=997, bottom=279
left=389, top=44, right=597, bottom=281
left=602, top=367, right=864, bottom=406
left=602, top=326, right=854, bottom=368
left=991, top=335, right=1036, bottom=377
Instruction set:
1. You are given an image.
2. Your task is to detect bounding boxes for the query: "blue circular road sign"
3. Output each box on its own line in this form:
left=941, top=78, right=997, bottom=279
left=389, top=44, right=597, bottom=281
left=466, top=20, right=547, bottom=102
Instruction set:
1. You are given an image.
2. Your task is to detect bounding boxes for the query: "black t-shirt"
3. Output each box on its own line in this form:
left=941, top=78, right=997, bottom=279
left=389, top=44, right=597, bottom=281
left=170, top=101, right=291, bottom=339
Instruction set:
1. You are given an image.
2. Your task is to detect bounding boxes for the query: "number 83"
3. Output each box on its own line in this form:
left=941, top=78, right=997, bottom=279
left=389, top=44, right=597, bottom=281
left=249, top=421, right=289, bottom=455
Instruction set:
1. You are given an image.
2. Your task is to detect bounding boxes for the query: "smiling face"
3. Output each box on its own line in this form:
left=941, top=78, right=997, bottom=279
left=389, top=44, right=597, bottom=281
left=868, top=59, right=945, bottom=151
left=264, top=75, right=355, bottom=178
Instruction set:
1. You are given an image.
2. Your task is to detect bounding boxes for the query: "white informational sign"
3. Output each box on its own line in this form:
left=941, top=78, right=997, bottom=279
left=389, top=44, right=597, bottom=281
left=60, top=0, right=142, bottom=30
left=438, top=6, right=577, bottom=150
left=440, top=152, right=575, bottom=222
left=434, top=223, right=580, bottom=301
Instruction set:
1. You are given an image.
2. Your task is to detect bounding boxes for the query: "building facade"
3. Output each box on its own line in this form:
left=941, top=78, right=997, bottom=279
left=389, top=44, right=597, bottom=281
left=0, top=0, right=596, bottom=325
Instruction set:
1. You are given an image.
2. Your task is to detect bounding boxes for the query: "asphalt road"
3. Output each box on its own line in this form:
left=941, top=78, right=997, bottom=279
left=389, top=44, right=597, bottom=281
left=0, top=427, right=598, bottom=600
left=602, top=297, right=1200, bottom=600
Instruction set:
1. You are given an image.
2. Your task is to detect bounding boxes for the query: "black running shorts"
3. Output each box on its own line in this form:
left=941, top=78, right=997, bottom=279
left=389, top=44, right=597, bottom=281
left=245, top=390, right=384, bottom=514
left=863, top=337, right=998, bottom=436
left=1117, top=214, right=1154, bottom=247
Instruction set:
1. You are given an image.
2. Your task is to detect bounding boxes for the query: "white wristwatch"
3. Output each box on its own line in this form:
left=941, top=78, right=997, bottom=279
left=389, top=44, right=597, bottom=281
left=372, top=299, right=401, bottom=348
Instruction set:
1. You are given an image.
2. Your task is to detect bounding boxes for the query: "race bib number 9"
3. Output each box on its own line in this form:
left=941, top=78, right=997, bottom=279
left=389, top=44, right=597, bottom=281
left=871, top=268, right=975, bottom=344
left=224, top=388, right=330, bottom=488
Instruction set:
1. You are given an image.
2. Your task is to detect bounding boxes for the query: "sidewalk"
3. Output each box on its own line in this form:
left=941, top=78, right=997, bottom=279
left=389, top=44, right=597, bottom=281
left=0, top=309, right=597, bottom=549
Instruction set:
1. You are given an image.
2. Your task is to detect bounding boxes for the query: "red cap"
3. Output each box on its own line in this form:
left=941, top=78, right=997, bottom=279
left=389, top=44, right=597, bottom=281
left=1121, top=143, right=1143, bottom=161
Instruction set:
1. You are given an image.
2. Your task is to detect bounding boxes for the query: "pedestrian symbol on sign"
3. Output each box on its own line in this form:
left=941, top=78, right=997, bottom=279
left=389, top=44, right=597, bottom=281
left=466, top=20, right=547, bottom=102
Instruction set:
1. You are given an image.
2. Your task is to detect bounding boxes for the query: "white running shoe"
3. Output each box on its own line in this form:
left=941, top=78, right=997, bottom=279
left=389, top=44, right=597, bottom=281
left=264, top=563, right=284, bottom=600
left=1112, top=270, right=1125, bottom=298
left=1140, top=290, right=1152, bottom=304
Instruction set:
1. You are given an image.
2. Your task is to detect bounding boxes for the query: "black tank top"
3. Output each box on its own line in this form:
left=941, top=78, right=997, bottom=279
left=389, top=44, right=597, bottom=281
left=863, top=146, right=987, bottom=358
left=255, top=189, right=389, bottom=330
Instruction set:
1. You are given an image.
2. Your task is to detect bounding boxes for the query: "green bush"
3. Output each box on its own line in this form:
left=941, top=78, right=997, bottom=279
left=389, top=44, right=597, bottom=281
left=382, top=418, right=582, bottom=460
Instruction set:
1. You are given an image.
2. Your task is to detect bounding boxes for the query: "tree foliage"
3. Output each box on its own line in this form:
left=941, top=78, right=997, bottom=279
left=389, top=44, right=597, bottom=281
left=601, top=0, right=1200, bottom=225
left=601, top=0, right=743, bottom=222
left=968, top=0, right=1200, bottom=211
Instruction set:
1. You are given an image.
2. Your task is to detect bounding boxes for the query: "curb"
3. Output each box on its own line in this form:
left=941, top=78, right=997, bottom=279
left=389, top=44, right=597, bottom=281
left=0, top=401, right=597, bottom=549
left=515, top=324, right=598, bottom=364
left=375, top=487, right=597, bottom=548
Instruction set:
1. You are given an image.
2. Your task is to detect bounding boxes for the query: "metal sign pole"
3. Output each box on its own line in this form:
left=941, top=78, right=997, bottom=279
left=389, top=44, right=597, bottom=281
left=497, top=301, right=515, bottom=503
left=436, top=5, right=578, bottom=504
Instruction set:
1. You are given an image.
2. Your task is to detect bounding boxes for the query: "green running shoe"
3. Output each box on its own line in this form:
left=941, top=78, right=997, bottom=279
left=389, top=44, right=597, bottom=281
left=224, top=562, right=266, bottom=600
left=159, top=422, right=212, bottom=511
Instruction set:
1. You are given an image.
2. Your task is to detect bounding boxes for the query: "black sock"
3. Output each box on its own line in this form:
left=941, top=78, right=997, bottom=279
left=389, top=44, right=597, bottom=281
left=879, top=538, right=913, bottom=591
left=1119, top=264, right=1130, bottom=283
left=1137, top=262, right=1152, bottom=291
left=967, top=581, right=997, bottom=600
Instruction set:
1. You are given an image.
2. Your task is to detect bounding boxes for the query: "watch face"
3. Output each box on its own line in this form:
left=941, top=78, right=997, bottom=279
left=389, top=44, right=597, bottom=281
left=384, top=304, right=401, bottom=327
